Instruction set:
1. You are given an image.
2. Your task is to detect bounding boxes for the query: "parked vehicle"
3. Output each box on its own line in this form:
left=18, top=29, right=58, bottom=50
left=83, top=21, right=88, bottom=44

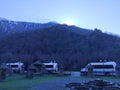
left=6, top=62, right=25, bottom=73
left=80, top=61, right=116, bottom=76
left=43, top=61, right=58, bottom=73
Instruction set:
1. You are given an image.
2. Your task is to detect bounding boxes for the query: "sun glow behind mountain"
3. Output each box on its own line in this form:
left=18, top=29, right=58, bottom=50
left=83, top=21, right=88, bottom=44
left=63, top=20, right=74, bottom=25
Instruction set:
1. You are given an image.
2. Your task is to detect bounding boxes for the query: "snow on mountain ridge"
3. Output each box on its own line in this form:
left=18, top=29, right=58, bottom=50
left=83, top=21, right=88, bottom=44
left=0, top=17, right=59, bottom=35
left=0, top=17, right=8, bottom=21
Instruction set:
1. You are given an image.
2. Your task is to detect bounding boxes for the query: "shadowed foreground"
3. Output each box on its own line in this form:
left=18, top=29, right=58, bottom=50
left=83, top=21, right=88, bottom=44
left=31, top=76, right=120, bottom=90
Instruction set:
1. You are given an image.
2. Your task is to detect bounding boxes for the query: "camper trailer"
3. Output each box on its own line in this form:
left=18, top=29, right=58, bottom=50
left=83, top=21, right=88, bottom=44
left=81, top=61, right=116, bottom=76
left=6, top=62, right=25, bottom=73
left=43, top=62, right=58, bottom=73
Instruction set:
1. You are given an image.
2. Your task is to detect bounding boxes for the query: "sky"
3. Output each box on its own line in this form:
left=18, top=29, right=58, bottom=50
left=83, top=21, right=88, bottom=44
left=0, top=0, right=120, bottom=35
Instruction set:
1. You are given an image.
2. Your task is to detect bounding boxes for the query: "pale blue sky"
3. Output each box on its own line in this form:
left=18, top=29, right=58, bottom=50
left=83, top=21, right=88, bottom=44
left=0, top=0, right=120, bottom=35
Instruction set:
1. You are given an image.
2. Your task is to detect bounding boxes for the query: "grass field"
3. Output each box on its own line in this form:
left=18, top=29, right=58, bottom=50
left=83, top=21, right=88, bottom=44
left=0, top=74, right=63, bottom=90
left=0, top=74, right=120, bottom=90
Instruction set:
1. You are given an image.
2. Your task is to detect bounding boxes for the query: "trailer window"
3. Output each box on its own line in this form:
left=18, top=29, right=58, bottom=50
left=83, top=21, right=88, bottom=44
left=45, top=65, right=53, bottom=68
left=103, top=65, right=114, bottom=68
left=92, top=65, right=113, bottom=68
left=11, top=65, right=18, bottom=67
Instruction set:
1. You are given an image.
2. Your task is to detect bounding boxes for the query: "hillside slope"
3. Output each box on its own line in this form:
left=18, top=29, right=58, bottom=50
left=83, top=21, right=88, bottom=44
left=0, top=18, right=57, bottom=36
left=0, top=24, right=120, bottom=70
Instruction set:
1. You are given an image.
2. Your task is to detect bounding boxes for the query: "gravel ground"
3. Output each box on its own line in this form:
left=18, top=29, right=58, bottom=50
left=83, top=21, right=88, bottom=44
left=30, top=76, right=90, bottom=90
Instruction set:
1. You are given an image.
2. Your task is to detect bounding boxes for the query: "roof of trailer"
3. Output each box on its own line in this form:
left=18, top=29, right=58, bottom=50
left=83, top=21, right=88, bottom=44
left=89, top=61, right=116, bottom=65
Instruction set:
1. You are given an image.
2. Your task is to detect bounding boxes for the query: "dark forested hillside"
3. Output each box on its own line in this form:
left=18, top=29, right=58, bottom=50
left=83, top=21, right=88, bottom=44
left=0, top=24, right=120, bottom=70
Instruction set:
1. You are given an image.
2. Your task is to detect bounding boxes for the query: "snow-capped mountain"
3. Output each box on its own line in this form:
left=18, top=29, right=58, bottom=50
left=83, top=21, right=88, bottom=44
left=0, top=17, right=8, bottom=21
left=0, top=18, right=58, bottom=36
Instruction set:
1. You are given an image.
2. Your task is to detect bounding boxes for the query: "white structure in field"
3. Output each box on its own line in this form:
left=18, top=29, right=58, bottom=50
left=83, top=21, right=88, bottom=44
left=6, top=62, right=25, bottom=72
left=81, top=61, right=116, bottom=75
left=43, top=61, right=58, bottom=73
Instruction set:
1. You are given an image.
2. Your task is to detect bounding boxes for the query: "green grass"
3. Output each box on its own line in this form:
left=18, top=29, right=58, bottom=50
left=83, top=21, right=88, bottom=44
left=0, top=74, right=63, bottom=90
left=1, top=74, right=120, bottom=90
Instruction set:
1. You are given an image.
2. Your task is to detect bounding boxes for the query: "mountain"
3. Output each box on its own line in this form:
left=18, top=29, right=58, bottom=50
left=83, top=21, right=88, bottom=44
left=0, top=24, right=120, bottom=70
left=0, top=18, right=58, bottom=36
left=0, top=17, right=7, bottom=21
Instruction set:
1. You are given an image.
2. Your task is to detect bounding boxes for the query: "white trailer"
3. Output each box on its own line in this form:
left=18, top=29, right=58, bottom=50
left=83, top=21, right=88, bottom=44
left=6, top=62, right=25, bottom=72
left=81, top=61, right=116, bottom=76
left=43, top=62, right=58, bottom=73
